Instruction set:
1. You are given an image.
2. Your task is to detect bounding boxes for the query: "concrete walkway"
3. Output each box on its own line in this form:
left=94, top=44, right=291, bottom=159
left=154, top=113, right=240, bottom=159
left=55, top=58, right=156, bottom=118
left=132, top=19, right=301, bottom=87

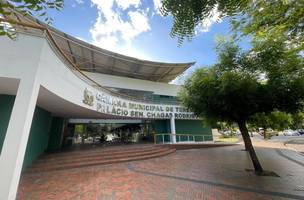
left=285, top=138, right=304, bottom=154
left=17, top=145, right=304, bottom=200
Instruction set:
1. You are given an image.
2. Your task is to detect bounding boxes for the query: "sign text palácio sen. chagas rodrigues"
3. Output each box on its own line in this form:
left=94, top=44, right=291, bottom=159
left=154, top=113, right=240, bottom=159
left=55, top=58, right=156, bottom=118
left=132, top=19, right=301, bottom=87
left=82, top=88, right=198, bottom=119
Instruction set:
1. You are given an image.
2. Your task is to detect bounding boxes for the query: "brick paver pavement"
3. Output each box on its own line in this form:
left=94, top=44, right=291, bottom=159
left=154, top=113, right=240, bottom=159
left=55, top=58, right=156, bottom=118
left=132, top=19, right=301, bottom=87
left=17, top=145, right=304, bottom=200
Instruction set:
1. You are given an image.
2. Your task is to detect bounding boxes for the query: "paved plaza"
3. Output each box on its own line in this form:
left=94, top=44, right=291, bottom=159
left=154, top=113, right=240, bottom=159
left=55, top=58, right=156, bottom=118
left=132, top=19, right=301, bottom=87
left=17, top=144, right=304, bottom=200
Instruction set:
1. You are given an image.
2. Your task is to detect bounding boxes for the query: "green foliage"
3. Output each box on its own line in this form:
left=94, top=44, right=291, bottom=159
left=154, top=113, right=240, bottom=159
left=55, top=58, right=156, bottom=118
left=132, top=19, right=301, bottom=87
left=219, top=134, right=237, bottom=139
left=160, top=0, right=249, bottom=45
left=270, top=111, right=293, bottom=131
left=232, top=0, right=304, bottom=54
left=291, top=112, right=304, bottom=129
left=0, top=0, right=64, bottom=38
left=202, top=118, right=237, bottom=131
left=249, top=110, right=304, bottom=133
left=249, top=111, right=293, bottom=131
left=180, top=41, right=304, bottom=125
left=180, top=67, right=269, bottom=123
left=248, top=113, right=271, bottom=130
left=161, top=0, right=303, bottom=53
left=74, top=124, right=84, bottom=135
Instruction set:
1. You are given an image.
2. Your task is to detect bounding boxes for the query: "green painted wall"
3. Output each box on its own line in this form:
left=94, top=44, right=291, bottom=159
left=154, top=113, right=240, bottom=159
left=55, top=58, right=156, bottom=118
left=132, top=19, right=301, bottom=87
left=0, top=95, right=64, bottom=168
left=153, top=119, right=213, bottom=142
left=154, top=120, right=169, bottom=133
left=175, top=120, right=212, bottom=141
left=47, top=117, right=64, bottom=152
left=152, top=95, right=179, bottom=104
left=153, top=120, right=171, bottom=142
left=23, top=107, right=52, bottom=168
left=0, top=95, right=15, bottom=154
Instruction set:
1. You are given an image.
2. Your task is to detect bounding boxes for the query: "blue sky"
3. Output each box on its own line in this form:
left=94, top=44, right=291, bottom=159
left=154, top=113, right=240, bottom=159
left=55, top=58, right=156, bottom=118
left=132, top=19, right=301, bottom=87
left=44, top=0, right=248, bottom=83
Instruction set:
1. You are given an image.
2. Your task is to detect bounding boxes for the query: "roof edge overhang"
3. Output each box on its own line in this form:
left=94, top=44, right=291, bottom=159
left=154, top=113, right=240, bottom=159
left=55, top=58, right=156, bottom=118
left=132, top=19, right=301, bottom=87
left=4, top=9, right=196, bottom=82
left=39, top=20, right=196, bottom=69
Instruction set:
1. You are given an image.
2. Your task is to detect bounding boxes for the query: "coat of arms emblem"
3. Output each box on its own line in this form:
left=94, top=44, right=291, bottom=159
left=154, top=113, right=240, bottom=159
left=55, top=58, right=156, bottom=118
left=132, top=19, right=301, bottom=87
left=83, top=88, right=94, bottom=106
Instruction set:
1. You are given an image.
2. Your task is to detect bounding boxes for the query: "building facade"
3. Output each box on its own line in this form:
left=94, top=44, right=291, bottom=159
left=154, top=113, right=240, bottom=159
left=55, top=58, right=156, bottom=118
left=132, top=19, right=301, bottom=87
left=0, top=12, right=212, bottom=199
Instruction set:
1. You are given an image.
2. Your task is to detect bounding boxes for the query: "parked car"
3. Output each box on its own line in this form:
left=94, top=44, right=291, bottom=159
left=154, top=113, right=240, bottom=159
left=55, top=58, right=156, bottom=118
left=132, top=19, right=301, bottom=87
left=283, top=129, right=299, bottom=136
left=221, top=130, right=236, bottom=136
left=258, top=128, right=265, bottom=136
left=297, top=129, right=304, bottom=135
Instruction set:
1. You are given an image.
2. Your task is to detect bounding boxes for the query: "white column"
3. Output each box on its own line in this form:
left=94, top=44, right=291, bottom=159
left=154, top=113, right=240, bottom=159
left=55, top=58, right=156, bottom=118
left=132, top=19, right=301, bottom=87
left=170, top=115, right=176, bottom=143
left=0, top=78, right=40, bottom=200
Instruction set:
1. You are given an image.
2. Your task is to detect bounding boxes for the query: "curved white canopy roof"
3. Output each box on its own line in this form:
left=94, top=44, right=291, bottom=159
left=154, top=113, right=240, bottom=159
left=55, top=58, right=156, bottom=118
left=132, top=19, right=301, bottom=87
left=8, top=11, right=195, bottom=83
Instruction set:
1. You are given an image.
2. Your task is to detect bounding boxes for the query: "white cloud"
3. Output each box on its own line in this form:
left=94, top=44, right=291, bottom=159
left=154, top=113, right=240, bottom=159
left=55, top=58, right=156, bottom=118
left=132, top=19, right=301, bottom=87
left=74, top=0, right=84, bottom=4
left=115, top=0, right=141, bottom=10
left=117, top=45, right=152, bottom=60
left=71, top=0, right=84, bottom=8
left=89, top=0, right=151, bottom=55
left=196, top=5, right=221, bottom=33
left=152, top=0, right=162, bottom=15
left=124, top=11, right=150, bottom=42
left=88, top=0, right=219, bottom=61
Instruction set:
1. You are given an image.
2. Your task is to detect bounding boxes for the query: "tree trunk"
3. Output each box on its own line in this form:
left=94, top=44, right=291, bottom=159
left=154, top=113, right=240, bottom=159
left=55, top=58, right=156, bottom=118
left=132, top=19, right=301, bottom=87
left=237, top=120, right=264, bottom=173
left=263, top=126, right=267, bottom=139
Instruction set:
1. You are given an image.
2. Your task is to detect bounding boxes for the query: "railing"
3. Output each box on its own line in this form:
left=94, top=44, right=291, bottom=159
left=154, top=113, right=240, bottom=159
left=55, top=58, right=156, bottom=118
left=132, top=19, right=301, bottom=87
left=154, top=133, right=213, bottom=144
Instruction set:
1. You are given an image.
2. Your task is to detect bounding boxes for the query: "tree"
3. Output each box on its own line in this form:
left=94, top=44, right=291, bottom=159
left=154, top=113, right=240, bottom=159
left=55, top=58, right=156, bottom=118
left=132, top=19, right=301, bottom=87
left=249, top=111, right=293, bottom=133
left=181, top=67, right=267, bottom=173
left=0, top=0, right=64, bottom=37
left=291, top=112, right=304, bottom=130
left=161, top=0, right=303, bottom=53
left=268, top=112, right=292, bottom=131
left=160, top=0, right=248, bottom=44
left=180, top=42, right=304, bottom=173
left=232, top=0, right=304, bottom=54
left=203, top=118, right=237, bottom=132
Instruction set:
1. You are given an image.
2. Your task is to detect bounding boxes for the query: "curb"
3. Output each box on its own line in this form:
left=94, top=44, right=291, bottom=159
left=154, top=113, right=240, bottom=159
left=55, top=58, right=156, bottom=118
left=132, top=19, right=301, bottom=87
left=276, top=149, right=304, bottom=167
left=283, top=142, right=304, bottom=156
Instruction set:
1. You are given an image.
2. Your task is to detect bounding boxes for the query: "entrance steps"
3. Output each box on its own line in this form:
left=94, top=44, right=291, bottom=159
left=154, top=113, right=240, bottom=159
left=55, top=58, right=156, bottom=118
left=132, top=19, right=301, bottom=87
left=25, top=145, right=175, bottom=173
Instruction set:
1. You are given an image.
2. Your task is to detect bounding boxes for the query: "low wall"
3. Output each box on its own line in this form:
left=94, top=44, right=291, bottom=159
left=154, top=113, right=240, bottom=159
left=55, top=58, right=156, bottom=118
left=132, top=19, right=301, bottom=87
left=162, top=143, right=238, bottom=150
